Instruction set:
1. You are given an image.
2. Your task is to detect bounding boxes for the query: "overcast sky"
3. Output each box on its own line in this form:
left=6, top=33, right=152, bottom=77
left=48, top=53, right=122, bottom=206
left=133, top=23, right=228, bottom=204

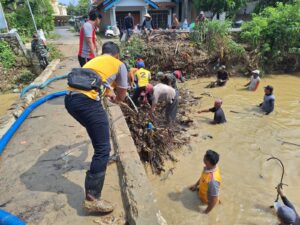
left=59, top=0, right=78, bottom=5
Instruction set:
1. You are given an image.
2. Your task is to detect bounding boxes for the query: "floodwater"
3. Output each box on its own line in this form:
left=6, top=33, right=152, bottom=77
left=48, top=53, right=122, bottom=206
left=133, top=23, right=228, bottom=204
left=0, top=93, right=18, bottom=117
left=148, top=74, right=300, bottom=225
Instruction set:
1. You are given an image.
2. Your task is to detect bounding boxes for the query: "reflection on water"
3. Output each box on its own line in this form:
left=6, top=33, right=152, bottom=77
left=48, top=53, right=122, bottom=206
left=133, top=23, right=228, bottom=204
left=148, top=74, right=300, bottom=225
left=0, top=93, right=18, bottom=117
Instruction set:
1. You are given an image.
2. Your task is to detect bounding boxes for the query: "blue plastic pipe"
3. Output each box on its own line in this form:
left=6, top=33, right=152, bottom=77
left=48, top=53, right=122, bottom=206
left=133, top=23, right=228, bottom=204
left=0, top=91, right=67, bottom=155
left=0, top=210, right=26, bottom=225
left=20, top=75, right=68, bottom=98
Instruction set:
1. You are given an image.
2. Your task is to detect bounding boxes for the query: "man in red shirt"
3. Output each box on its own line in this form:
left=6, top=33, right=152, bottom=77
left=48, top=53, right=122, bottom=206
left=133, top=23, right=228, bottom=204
left=78, top=9, right=102, bottom=67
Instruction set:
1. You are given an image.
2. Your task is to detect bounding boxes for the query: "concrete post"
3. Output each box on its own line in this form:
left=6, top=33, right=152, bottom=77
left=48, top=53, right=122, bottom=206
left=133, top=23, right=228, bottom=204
left=144, top=4, right=148, bottom=14
left=111, top=6, right=116, bottom=26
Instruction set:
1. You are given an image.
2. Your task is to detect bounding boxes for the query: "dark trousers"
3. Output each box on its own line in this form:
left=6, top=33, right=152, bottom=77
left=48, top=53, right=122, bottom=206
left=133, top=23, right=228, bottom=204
left=65, top=94, right=111, bottom=174
left=132, top=86, right=146, bottom=106
left=78, top=55, right=91, bottom=67
left=165, top=90, right=179, bottom=123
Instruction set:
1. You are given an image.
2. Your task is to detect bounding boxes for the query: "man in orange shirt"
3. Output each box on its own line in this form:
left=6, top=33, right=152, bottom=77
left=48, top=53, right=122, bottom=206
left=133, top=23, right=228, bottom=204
left=190, top=150, right=221, bottom=214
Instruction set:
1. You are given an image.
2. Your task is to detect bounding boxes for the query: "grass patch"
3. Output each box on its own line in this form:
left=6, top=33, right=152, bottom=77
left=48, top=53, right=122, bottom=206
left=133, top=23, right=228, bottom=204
left=47, top=43, right=64, bottom=61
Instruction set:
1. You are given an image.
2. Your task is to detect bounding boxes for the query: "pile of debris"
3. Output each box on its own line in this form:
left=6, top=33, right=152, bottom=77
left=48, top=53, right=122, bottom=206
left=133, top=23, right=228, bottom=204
left=141, top=31, right=213, bottom=78
left=120, top=88, right=200, bottom=174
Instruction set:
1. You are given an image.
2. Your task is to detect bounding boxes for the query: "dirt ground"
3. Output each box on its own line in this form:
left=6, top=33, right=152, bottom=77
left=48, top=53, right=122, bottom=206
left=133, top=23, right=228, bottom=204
left=0, top=27, right=125, bottom=225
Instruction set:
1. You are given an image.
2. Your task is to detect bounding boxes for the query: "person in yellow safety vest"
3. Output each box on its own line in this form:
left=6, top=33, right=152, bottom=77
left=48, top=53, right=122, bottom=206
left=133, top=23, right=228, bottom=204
left=189, top=150, right=221, bottom=214
left=132, top=60, right=151, bottom=106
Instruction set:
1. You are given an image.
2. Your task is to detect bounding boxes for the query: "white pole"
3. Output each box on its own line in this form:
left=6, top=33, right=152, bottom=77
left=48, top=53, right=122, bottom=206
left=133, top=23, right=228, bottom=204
left=26, top=0, right=38, bottom=33
left=0, top=2, right=9, bottom=32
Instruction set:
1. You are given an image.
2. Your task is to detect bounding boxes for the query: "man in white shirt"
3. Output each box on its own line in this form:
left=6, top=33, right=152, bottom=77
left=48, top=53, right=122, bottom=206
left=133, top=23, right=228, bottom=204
left=244, top=70, right=261, bottom=91
left=149, top=83, right=178, bottom=124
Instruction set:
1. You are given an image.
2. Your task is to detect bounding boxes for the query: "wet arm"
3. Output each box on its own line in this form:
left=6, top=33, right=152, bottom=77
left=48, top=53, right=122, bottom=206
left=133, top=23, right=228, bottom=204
left=244, top=81, right=250, bottom=87
left=204, top=196, right=218, bottom=214
left=198, top=109, right=210, bottom=113
left=281, top=196, right=296, bottom=211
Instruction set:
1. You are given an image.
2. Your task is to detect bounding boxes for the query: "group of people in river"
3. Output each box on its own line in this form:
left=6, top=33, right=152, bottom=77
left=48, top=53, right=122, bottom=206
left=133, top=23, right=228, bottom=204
left=64, top=8, right=298, bottom=225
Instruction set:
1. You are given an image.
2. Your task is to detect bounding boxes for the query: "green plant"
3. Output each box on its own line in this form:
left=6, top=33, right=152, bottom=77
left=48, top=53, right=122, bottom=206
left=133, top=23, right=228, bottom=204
left=0, top=40, right=16, bottom=69
left=193, top=0, right=246, bottom=18
left=1, top=0, right=54, bottom=39
left=121, top=37, right=145, bottom=67
left=46, top=32, right=61, bottom=40
left=47, top=43, right=64, bottom=61
left=14, top=70, right=36, bottom=85
left=190, top=20, right=246, bottom=63
left=241, top=1, right=300, bottom=70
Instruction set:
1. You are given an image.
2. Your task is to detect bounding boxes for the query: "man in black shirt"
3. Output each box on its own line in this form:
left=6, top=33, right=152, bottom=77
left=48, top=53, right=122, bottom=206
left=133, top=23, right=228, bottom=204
left=124, top=13, right=134, bottom=41
left=216, top=65, right=229, bottom=86
left=206, top=65, right=229, bottom=88
left=198, top=99, right=226, bottom=124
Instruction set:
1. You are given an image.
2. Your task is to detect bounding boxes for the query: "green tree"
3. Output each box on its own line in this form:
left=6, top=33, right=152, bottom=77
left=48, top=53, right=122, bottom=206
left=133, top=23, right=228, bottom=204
left=0, top=0, right=54, bottom=38
left=192, top=0, right=246, bottom=18
left=242, top=0, right=300, bottom=71
left=254, top=0, right=293, bottom=12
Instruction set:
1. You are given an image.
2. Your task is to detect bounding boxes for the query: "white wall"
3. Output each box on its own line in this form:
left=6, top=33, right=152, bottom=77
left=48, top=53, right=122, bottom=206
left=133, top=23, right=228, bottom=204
left=238, top=1, right=258, bottom=14
left=153, top=0, right=172, bottom=2
left=117, top=0, right=146, bottom=7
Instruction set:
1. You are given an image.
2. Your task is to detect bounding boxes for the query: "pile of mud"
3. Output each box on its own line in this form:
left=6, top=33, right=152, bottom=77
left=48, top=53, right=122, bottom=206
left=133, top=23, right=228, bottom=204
left=121, top=88, right=200, bottom=174
left=142, top=32, right=212, bottom=78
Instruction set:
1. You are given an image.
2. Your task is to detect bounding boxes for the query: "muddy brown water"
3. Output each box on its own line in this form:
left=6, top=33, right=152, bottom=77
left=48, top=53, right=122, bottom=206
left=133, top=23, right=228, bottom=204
left=148, top=74, right=300, bottom=225
left=0, top=93, right=18, bottom=117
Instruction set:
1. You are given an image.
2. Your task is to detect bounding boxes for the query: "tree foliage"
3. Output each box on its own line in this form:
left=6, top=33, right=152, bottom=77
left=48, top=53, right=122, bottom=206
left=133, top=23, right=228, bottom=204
left=254, top=0, right=293, bottom=13
left=241, top=1, right=300, bottom=71
left=67, top=0, right=90, bottom=16
left=0, top=0, right=54, bottom=38
left=192, top=0, right=246, bottom=18
left=190, top=20, right=246, bottom=63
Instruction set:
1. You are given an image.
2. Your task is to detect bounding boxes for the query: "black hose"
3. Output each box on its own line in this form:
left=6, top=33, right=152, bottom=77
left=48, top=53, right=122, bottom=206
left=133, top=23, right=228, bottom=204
left=267, top=156, right=286, bottom=202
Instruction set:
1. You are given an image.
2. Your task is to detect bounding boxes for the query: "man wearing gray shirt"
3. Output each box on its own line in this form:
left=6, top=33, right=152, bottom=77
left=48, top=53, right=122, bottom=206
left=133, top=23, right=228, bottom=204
left=78, top=9, right=102, bottom=67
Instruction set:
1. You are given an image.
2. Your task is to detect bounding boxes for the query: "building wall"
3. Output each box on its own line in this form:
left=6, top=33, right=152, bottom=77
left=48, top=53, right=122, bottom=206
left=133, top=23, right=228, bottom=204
left=50, top=0, right=67, bottom=16
left=238, top=1, right=258, bottom=14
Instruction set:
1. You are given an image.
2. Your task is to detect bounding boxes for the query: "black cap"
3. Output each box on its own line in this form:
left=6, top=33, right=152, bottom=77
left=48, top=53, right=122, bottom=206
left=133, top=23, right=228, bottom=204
left=264, top=85, right=273, bottom=92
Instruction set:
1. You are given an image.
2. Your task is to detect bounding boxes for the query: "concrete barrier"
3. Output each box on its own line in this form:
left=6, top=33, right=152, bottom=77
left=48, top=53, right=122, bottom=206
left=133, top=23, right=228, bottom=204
left=0, top=59, right=60, bottom=139
left=107, top=102, right=167, bottom=225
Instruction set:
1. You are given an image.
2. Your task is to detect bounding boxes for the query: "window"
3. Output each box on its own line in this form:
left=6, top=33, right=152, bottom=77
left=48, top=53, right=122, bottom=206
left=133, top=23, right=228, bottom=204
left=148, top=10, right=169, bottom=29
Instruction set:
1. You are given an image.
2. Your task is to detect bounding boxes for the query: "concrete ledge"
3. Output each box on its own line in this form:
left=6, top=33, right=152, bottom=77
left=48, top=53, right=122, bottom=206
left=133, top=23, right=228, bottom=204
left=107, top=102, right=167, bottom=225
left=0, top=59, right=60, bottom=138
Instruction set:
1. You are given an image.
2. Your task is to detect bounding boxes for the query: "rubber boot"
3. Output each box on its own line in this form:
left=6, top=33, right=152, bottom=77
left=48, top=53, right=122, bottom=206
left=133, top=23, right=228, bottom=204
left=84, top=170, right=114, bottom=213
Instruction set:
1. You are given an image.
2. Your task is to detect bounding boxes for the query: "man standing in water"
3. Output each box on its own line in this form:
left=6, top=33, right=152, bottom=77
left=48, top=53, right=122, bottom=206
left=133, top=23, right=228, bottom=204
left=65, top=42, right=128, bottom=213
left=198, top=99, right=226, bottom=124
left=259, top=85, right=275, bottom=115
left=189, top=150, right=221, bottom=214
left=275, top=185, right=300, bottom=225
left=244, top=70, right=261, bottom=91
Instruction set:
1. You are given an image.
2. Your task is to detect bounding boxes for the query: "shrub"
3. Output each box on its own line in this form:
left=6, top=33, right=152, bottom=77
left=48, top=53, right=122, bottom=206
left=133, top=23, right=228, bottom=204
left=14, top=70, right=36, bottom=85
left=241, top=1, right=300, bottom=70
left=0, top=40, right=16, bottom=69
left=121, top=37, right=145, bottom=67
